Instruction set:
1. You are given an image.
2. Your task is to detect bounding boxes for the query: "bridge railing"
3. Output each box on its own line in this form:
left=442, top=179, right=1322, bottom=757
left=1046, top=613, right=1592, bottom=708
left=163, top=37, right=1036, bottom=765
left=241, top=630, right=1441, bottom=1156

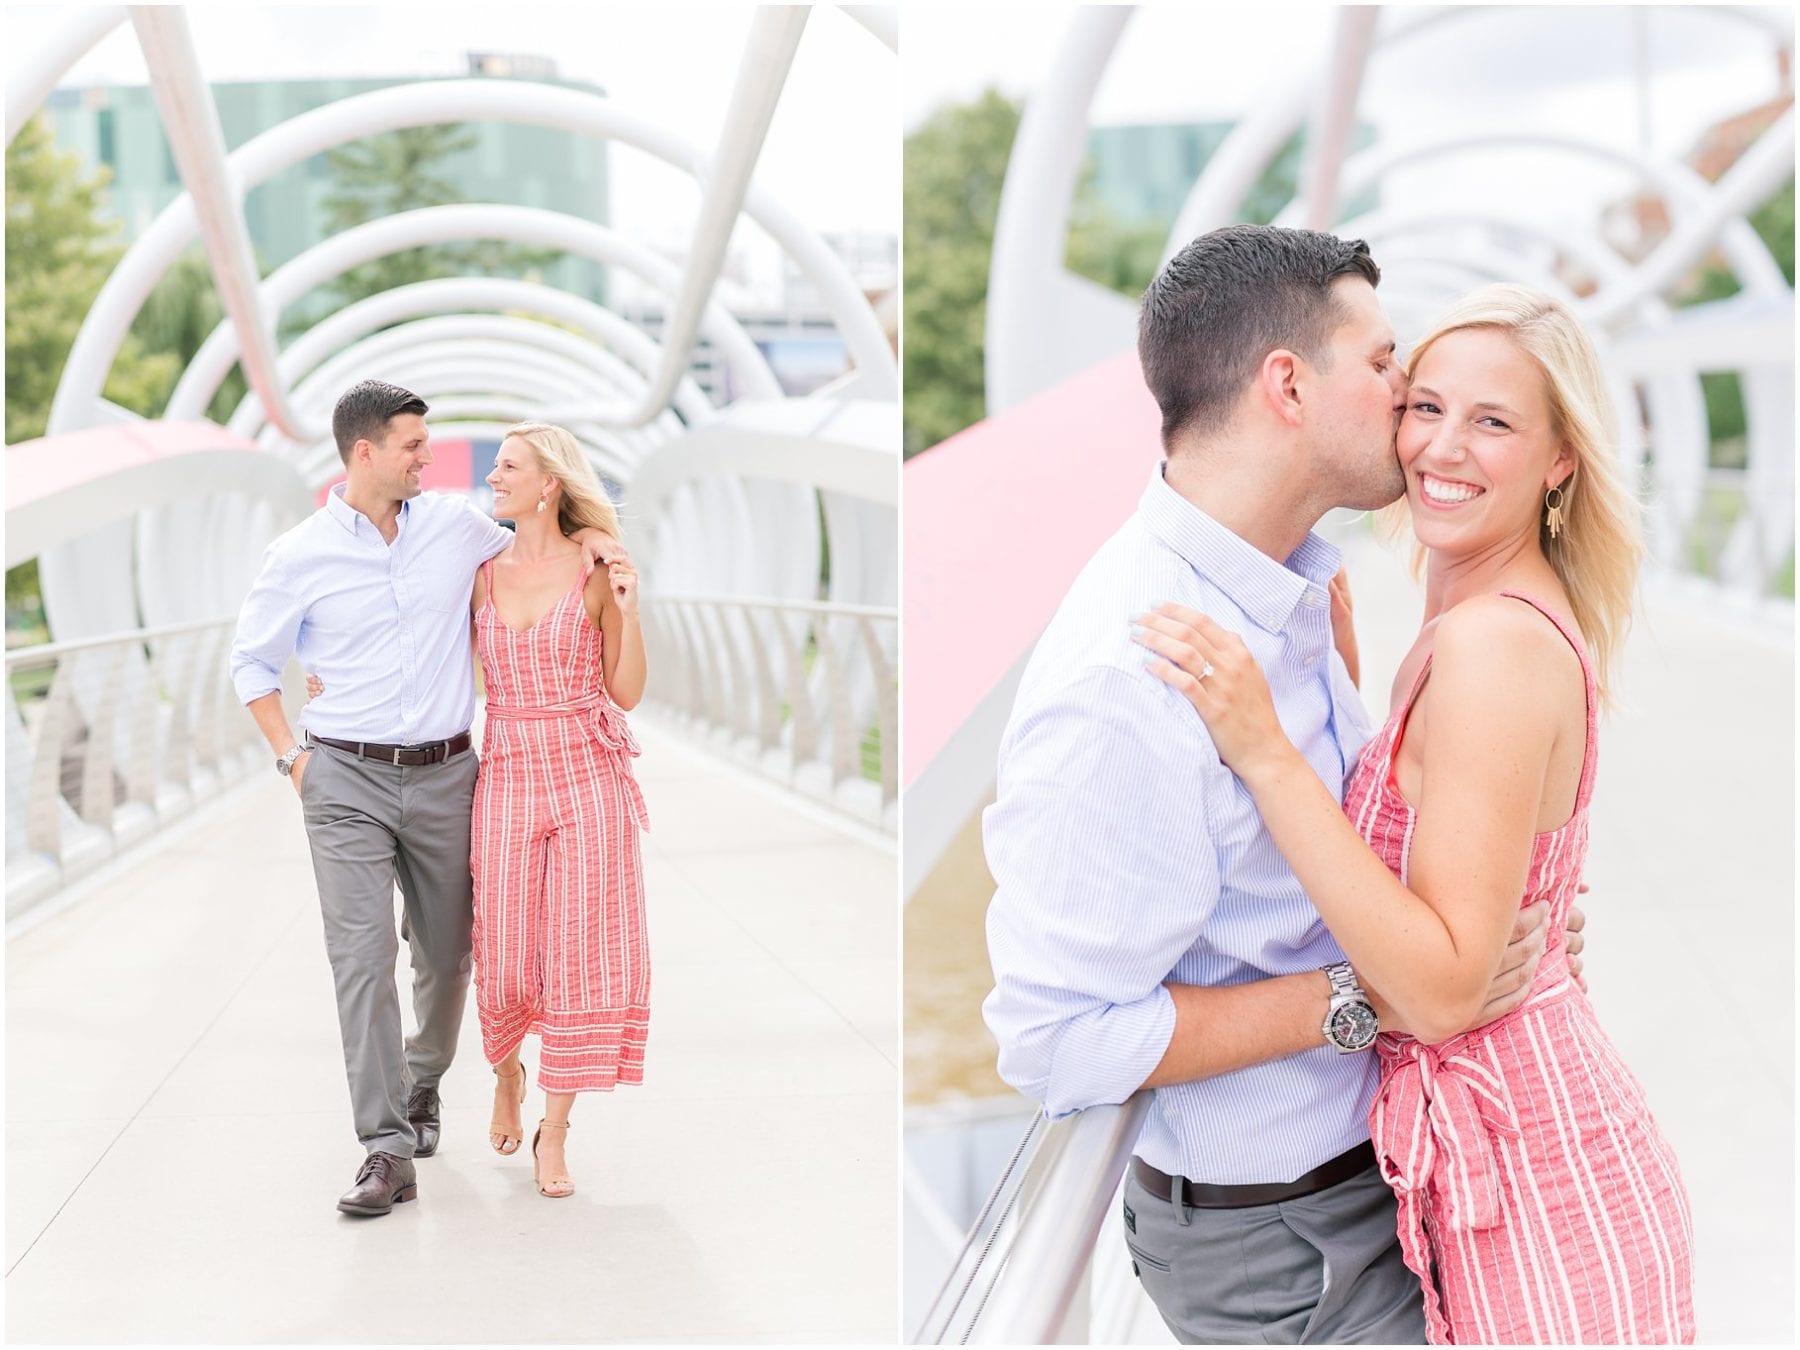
left=640, top=593, right=898, bottom=832
left=913, top=1094, right=1151, bottom=1345
left=5, top=617, right=263, bottom=916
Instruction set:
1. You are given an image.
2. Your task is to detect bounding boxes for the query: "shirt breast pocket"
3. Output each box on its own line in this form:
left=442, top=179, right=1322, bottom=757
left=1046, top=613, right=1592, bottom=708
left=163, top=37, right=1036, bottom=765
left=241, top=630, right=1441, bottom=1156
left=410, top=562, right=474, bottom=614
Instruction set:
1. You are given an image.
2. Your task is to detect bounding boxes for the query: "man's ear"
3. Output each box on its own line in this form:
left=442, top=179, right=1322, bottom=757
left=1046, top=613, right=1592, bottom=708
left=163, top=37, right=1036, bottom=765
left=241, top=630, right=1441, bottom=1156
left=351, top=437, right=375, bottom=467
left=1259, top=348, right=1305, bottom=428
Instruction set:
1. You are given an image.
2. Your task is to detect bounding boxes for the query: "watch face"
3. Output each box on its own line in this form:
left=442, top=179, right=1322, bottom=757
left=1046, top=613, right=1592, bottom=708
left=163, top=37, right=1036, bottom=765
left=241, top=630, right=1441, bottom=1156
left=1328, top=1001, right=1378, bottom=1050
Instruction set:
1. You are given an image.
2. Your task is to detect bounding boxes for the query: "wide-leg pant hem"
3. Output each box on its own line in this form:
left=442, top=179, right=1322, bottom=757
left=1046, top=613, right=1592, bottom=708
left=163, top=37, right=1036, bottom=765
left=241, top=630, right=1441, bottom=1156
left=478, top=1000, right=650, bottom=1093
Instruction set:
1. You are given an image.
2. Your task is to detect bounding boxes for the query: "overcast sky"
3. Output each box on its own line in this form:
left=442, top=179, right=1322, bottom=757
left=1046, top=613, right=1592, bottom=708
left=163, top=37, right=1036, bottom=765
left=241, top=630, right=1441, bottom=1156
left=903, top=5, right=1792, bottom=248
left=7, top=4, right=899, bottom=239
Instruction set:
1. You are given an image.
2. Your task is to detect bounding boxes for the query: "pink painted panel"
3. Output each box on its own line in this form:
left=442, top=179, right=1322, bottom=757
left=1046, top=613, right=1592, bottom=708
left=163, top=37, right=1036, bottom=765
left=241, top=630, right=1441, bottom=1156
left=5, top=422, right=262, bottom=509
left=903, top=350, right=1164, bottom=787
left=315, top=438, right=475, bottom=505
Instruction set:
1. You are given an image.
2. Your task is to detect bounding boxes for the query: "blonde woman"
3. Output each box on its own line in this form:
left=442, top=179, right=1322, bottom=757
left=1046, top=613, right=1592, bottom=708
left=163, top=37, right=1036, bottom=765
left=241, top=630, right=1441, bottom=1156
left=1134, top=286, right=1694, bottom=1342
left=471, top=422, right=649, bottom=1198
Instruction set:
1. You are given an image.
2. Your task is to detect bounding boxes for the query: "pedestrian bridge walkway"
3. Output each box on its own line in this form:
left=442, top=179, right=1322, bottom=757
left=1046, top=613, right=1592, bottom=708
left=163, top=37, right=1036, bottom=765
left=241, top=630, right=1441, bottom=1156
left=6, top=720, right=897, bottom=1344
left=904, top=527, right=1794, bottom=1344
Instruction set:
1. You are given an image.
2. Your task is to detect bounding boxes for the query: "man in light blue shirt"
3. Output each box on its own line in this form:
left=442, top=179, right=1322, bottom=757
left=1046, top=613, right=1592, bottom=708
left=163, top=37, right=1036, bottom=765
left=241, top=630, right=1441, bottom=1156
left=232, top=380, right=617, bottom=1216
left=983, top=227, right=1560, bottom=1342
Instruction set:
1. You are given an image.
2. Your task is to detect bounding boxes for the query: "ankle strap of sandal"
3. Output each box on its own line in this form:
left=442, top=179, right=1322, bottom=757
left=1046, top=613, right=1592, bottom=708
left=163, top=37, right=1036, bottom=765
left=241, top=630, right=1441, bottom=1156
left=537, top=1118, right=570, bottom=1130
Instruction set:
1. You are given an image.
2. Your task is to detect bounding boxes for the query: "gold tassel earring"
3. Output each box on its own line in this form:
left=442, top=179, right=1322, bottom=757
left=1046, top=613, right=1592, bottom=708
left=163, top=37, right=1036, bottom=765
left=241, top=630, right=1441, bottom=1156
left=1544, top=486, right=1566, bottom=540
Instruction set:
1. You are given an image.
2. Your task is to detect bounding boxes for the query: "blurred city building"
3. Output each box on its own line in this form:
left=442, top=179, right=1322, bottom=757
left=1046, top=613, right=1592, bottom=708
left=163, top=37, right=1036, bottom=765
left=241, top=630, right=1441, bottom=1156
left=44, top=54, right=613, bottom=309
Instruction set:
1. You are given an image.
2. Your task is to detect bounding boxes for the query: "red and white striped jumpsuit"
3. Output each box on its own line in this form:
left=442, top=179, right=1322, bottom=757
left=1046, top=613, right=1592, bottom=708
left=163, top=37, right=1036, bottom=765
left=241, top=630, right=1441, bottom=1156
left=1348, top=591, right=1694, bottom=1343
left=471, top=560, right=651, bottom=1093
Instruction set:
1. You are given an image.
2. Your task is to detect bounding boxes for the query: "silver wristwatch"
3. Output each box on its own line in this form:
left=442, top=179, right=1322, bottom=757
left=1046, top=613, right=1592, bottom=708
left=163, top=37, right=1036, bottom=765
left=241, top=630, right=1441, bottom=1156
left=276, top=743, right=307, bottom=776
left=1321, top=961, right=1378, bottom=1053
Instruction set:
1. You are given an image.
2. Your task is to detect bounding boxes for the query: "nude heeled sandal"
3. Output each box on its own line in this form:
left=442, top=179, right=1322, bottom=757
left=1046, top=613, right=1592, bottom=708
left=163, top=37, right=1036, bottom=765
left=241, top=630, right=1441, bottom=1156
left=532, top=1119, right=574, bottom=1198
left=489, top=1061, right=527, bottom=1155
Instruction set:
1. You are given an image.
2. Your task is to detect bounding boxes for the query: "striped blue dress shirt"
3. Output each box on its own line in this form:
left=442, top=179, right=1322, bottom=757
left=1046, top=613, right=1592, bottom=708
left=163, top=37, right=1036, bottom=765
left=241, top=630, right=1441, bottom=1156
left=230, top=485, right=513, bottom=743
left=982, top=463, right=1378, bottom=1186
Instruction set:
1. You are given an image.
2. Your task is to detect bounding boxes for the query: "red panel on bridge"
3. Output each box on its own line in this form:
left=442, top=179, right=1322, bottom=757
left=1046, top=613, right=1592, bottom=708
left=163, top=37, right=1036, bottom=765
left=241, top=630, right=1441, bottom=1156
left=6, top=421, right=262, bottom=510
left=902, top=350, right=1164, bottom=788
left=315, top=439, right=475, bottom=505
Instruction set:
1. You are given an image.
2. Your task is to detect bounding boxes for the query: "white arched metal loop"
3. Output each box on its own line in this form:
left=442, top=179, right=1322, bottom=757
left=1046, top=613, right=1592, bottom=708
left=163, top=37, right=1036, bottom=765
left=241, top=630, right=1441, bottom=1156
left=163, top=203, right=783, bottom=433
left=839, top=5, right=899, bottom=53
left=50, top=77, right=893, bottom=435
left=984, top=4, right=1138, bottom=413
left=1341, top=208, right=1637, bottom=293
left=286, top=343, right=675, bottom=456
left=282, top=332, right=682, bottom=444
left=227, top=279, right=717, bottom=437
left=284, top=377, right=656, bottom=488
left=274, top=316, right=693, bottom=440
left=1305, top=130, right=1792, bottom=310
left=273, top=322, right=685, bottom=463
left=5, top=6, right=128, bottom=147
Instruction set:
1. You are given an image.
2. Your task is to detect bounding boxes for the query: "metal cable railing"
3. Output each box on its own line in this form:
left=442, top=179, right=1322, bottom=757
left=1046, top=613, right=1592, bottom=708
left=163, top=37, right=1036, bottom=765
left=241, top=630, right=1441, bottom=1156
left=639, top=592, right=898, bottom=831
left=913, top=1094, right=1151, bottom=1345
left=6, top=617, right=261, bottom=915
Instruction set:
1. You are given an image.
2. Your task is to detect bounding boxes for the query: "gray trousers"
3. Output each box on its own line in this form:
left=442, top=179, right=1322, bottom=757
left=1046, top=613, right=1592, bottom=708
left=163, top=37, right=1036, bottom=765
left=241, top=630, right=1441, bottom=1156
left=299, top=739, right=479, bottom=1158
left=1121, top=1162, right=1426, bottom=1345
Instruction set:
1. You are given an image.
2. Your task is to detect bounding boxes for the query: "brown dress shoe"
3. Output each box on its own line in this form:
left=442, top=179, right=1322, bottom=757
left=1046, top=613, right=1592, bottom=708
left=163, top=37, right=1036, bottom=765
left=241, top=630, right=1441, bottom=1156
left=337, top=1151, right=417, bottom=1216
left=407, top=1085, right=441, bottom=1158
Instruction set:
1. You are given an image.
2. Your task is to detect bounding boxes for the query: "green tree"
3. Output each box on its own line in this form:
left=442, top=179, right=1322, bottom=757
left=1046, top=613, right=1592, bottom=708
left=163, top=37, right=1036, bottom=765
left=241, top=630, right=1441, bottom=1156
left=314, top=124, right=562, bottom=317
left=6, top=114, right=179, bottom=641
left=130, top=245, right=252, bottom=424
left=902, top=90, right=1020, bottom=458
left=5, top=114, right=177, bottom=445
left=903, top=92, right=1323, bottom=458
left=1675, top=175, right=1794, bottom=459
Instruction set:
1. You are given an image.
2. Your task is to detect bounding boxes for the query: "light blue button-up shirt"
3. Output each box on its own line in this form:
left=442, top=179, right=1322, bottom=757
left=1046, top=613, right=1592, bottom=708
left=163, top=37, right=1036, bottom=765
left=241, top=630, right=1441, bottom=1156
left=982, top=463, right=1378, bottom=1186
left=230, top=485, right=513, bottom=743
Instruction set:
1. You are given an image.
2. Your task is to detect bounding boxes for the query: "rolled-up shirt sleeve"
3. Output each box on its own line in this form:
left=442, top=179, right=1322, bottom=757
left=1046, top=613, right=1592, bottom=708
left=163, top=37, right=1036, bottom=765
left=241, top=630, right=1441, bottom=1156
left=230, top=543, right=303, bottom=704
left=982, top=664, right=1222, bottom=1118
left=456, top=496, right=514, bottom=563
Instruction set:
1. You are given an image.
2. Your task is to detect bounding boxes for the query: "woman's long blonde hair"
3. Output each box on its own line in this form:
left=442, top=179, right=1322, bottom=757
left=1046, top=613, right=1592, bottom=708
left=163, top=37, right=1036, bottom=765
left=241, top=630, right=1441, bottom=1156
left=503, top=422, right=623, bottom=542
left=1397, top=284, right=1642, bottom=704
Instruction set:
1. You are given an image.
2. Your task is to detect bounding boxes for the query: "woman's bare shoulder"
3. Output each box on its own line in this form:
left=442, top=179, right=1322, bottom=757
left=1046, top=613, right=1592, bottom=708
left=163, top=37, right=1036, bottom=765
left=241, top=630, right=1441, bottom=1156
left=1430, top=592, right=1584, bottom=721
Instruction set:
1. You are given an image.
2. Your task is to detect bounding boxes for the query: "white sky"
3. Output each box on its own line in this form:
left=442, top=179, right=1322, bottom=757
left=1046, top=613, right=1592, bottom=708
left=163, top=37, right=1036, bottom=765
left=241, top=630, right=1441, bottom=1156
left=6, top=4, right=900, bottom=239
left=903, top=5, right=1793, bottom=247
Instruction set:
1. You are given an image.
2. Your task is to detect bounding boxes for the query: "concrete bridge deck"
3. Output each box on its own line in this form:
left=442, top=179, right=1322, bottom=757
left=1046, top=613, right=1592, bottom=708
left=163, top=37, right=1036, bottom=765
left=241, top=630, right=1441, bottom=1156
left=7, top=721, right=898, bottom=1344
left=903, top=523, right=1794, bottom=1343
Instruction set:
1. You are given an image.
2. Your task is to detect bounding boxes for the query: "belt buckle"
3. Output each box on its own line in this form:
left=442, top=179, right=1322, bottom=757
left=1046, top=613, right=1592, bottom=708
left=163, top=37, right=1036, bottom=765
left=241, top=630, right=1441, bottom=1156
left=390, top=746, right=403, bottom=766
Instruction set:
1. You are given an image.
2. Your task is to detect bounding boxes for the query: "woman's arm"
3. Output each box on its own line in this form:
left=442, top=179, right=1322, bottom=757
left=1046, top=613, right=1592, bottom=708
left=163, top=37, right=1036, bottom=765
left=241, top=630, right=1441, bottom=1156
left=585, top=556, right=646, bottom=709
left=1135, top=597, right=1563, bottom=1043
left=1329, top=566, right=1360, bottom=689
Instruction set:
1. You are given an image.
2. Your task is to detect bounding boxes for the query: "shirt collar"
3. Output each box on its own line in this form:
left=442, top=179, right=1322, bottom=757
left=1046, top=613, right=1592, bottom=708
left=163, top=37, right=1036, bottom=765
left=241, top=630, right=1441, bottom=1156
left=325, top=482, right=410, bottom=538
left=1137, top=462, right=1341, bottom=634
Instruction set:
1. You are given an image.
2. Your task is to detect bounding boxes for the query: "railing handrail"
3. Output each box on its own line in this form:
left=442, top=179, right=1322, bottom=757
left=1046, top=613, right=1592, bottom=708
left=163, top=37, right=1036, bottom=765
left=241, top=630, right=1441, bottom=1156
left=5, top=616, right=237, bottom=670
left=650, top=592, right=897, bottom=620
left=916, top=1093, right=1151, bottom=1345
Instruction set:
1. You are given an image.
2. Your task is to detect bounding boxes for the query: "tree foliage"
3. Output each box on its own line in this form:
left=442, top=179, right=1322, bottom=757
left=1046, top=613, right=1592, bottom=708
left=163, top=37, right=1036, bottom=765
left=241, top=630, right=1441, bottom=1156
left=6, top=115, right=181, bottom=634
left=902, top=90, right=1019, bottom=458
left=315, top=124, right=562, bottom=316
left=1677, top=175, right=1794, bottom=458
left=5, top=114, right=177, bottom=445
left=903, top=92, right=1311, bottom=458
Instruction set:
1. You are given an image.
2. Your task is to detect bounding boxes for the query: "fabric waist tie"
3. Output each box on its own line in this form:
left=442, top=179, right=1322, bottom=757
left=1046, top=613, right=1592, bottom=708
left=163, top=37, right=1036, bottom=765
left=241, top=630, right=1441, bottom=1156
left=484, top=693, right=650, bottom=831
left=1372, top=971, right=1577, bottom=1342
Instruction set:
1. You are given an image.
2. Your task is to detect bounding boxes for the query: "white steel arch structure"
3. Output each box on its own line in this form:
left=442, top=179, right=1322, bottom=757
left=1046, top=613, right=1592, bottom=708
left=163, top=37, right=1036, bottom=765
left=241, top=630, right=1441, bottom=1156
left=7, top=4, right=900, bottom=908
left=985, top=5, right=1795, bottom=611
left=911, top=7, right=1793, bottom=1342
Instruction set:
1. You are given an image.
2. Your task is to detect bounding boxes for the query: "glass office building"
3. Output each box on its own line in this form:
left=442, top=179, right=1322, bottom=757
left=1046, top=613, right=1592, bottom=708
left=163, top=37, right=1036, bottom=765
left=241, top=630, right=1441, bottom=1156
left=44, top=54, right=610, bottom=312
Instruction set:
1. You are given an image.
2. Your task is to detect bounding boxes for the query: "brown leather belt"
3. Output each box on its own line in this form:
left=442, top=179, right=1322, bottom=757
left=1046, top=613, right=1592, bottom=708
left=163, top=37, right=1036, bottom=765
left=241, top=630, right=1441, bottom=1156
left=310, top=731, right=472, bottom=767
left=1132, top=1141, right=1376, bottom=1210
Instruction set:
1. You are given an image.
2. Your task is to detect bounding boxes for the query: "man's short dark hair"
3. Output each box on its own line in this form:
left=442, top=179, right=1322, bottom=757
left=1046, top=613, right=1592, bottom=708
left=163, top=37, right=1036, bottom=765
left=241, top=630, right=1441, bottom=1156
left=1138, top=225, right=1380, bottom=447
left=331, top=379, right=429, bottom=464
